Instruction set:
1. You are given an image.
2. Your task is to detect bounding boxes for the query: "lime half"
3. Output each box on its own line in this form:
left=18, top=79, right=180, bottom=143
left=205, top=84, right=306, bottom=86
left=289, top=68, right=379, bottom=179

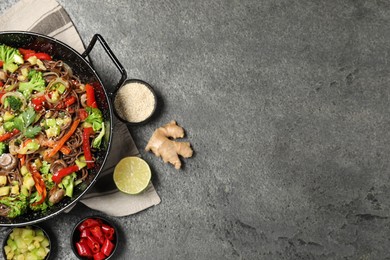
left=113, top=157, right=151, bottom=195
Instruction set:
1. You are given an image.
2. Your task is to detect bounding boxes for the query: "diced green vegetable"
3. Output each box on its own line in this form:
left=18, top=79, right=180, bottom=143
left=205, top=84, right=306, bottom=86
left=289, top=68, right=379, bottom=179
left=0, top=175, right=7, bottom=186
left=4, top=226, right=50, bottom=260
left=0, top=186, right=11, bottom=196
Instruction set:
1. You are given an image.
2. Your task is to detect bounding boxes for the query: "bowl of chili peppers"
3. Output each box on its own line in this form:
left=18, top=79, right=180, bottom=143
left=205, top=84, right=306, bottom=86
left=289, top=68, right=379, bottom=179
left=71, top=216, right=117, bottom=260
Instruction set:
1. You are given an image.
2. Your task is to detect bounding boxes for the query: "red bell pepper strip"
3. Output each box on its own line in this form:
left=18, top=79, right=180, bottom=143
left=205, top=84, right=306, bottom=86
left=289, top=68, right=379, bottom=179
left=101, top=238, right=115, bottom=256
left=31, top=96, right=46, bottom=111
left=82, top=127, right=95, bottom=169
left=52, top=164, right=79, bottom=184
left=29, top=163, right=47, bottom=206
left=0, top=61, right=3, bottom=67
left=64, top=96, right=77, bottom=107
left=0, top=129, right=20, bottom=142
left=24, top=52, right=52, bottom=61
left=90, top=226, right=105, bottom=245
left=78, top=218, right=101, bottom=231
left=86, top=235, right=100, bottom=254
left=101, top=224, right=115, bottom=240
left=47, top=118, right=80, bottom=158
left=75, top=238, right=93, bottom=258
left=85, top=83, right=97, bottom=108
left=18, top=48, right=35, bottom=57
left=93, top=251, right=106, bottom=260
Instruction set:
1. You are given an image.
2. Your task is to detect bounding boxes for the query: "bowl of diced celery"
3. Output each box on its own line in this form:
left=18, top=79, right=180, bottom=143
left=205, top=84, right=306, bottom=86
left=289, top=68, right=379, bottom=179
left=2, top=225, right=51, bottom=260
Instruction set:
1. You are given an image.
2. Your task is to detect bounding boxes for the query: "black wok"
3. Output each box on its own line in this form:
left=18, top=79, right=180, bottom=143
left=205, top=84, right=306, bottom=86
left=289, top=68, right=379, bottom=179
left=0, top=31, right=127, bottom=226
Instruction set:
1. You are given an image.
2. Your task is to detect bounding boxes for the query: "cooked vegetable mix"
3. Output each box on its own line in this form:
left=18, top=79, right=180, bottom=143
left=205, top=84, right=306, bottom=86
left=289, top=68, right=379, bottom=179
left=4, top=226, right=50, bottom=260
left=0, top=44, right=105, bottom=218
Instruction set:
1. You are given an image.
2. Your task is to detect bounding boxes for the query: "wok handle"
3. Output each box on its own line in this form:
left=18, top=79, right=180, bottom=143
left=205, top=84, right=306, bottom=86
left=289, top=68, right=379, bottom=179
left=81, top=34, right=127, bottom=96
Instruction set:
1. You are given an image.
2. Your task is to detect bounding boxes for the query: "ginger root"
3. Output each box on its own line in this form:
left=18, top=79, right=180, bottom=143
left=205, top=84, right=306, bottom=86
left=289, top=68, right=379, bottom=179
left=145, top=120, right=193, bottom=169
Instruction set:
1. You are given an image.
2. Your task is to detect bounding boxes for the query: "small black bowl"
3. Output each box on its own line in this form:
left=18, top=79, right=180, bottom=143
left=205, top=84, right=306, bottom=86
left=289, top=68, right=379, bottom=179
left=71, top=216, right=118, bottom=260
left=113, top=78, right=158, bottom=126
left=2, top=225, right=52, bottom=260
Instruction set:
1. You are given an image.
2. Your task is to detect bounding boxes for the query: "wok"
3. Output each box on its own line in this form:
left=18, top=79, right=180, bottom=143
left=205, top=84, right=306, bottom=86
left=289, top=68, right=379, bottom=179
left=0, top=31, right=127, bottom=226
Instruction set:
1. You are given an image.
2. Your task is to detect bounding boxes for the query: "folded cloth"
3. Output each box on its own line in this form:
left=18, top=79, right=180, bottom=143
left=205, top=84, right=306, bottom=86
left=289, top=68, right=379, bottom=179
left=0, top=0, right=161, bottom=217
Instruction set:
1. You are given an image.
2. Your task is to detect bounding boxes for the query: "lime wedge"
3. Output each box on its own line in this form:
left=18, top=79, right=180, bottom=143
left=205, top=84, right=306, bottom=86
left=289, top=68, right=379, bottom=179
left=113, top=157, right=151, bottom=194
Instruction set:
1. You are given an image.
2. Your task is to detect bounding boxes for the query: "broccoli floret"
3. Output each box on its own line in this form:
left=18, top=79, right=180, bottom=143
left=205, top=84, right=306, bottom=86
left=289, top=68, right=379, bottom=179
left=85, top=107, right=103, bottom=131
left=18, top=70, right=45, bottom=98
left=0, top=195, right=28, bottom=218
left=4, top=96, right=22, bottom=111
left=0, top=44, right=24, bottom=73
left=29, top=191, right=50, bottom=212
left=0, top=142, right=7, bottom=155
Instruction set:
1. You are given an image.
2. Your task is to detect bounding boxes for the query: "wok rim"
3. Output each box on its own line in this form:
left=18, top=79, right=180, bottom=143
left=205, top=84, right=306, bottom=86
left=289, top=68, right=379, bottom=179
left=0, top=31, right=114, bottom=227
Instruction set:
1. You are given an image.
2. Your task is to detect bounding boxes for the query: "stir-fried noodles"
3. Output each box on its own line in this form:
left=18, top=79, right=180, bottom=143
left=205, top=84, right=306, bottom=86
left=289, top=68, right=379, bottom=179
left=0, top=44, right=105, bottom=218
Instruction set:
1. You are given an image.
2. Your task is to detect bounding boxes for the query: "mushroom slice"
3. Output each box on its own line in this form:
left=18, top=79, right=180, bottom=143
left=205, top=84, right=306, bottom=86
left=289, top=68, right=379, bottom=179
left=0, top=154, right=17, bottom=171
left=49, top=187, right=65, bottom=204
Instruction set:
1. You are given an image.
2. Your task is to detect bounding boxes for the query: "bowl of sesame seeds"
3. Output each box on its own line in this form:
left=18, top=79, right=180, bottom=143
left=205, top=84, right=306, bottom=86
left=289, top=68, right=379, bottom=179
left=113, top=79, right=157, bottom=125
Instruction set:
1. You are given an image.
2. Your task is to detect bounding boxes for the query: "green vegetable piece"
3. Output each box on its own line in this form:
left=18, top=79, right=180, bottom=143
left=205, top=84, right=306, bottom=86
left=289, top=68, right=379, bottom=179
left=0, top=175, right=7, bottom=186
left=85, top=107, right=103, bottom=131
left=45, top=118, right=56, bottom=127
left=59, top=173, right=76, bottom=198
left=0, top=44, right=24, bottom=73
left=39, top=161, right=50, bottom=175
left=75, top=155, right=87, bottom=169
left=92, top=122, right=105, bottom=149
left=18, top=70, right=45, bottom=98
left=3, top=121, right=15, bottom=132
left=44, top=125, right=60, bottom=138
left=3, top=111, right=15, bottom=122
left=0, top=142, right=7, bottom=155
left=0, top=186, right=11, bottom=196
left=4, top=96, right=22, bottom=111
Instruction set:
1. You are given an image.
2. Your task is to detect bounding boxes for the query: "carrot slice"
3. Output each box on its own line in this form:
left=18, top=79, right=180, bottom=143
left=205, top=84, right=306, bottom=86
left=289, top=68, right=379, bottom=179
left=60, top=145, right=71, bottom=155
left=47, top=119, right=80, bottom=158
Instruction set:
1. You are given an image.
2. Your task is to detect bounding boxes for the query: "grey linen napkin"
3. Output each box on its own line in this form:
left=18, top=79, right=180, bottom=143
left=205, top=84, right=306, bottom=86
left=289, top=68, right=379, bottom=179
left=0, top=0, right=161, bottom=216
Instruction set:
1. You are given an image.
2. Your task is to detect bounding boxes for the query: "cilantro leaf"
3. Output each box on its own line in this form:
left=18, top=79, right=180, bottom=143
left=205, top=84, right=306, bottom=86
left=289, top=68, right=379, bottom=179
left=13, top=107, right=41, bottom=138
left=24, top=126, right=42, bottom=138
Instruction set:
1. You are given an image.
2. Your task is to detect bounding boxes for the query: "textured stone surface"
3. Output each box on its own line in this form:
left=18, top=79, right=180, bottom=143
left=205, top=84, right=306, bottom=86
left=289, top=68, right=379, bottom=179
left=2, top=0, right=390, bottom=259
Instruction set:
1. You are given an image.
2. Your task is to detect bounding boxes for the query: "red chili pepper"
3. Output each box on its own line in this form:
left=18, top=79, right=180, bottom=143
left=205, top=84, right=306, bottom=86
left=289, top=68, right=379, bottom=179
left=64, top=96, right=77, bottom=107
left=86, top=235, right=100, bottom=254
left=101, top=224, right=115, bottom=241
left=85, top=83, right=97, bottom=108
left=90, top=225, right=105, bottom=245
left=78, top=218, right=101, bottom=232
left=101, top=238, right=115, bottom=257
left=82, top=127, right=95, bottom=169
left=75, top=238, right=93, bottom=257
left=80, top=228, right=91, bottom=238
left=24, top=52, right=52, bottom=61
left=93, top=251, right=106, bottom=260
left=0, top=129, right=20, bottom=142
left=0, top=61, right=3, bottom=67
left=31, top=96, right=46, bottom=111
left=52, top=164, right=79, bottom=184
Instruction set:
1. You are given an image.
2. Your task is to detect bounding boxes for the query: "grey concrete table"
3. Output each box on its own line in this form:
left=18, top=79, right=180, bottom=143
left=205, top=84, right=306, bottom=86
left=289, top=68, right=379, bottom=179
left=1, top=0, right=390, bottom=259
